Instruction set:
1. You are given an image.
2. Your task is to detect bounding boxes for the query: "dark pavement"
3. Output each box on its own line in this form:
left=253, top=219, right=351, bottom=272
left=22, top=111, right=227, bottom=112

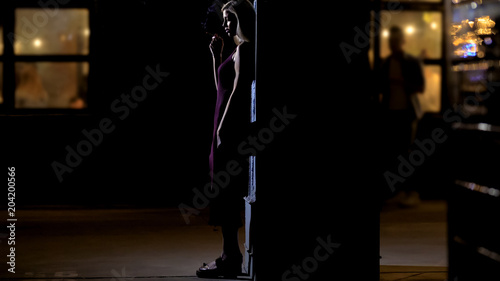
left=0, top=202, right=448, bottom=281
left=0, top=206, right=246, bottom=281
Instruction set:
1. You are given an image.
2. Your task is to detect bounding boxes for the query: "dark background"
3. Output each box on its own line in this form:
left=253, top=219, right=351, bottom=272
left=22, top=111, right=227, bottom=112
left=2, top=0, right=225, bottom=207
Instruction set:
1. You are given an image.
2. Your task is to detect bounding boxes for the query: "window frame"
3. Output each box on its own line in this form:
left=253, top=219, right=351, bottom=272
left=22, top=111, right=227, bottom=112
left=0, top=0, right=95, bottom=115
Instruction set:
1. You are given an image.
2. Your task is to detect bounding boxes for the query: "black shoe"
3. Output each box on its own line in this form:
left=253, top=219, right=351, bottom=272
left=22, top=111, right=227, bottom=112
left=196, top=256, right=242, bottom=279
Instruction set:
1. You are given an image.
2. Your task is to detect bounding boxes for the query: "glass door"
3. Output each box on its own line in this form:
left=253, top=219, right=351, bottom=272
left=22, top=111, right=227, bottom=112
left=371, top=0, right=446, bottom=115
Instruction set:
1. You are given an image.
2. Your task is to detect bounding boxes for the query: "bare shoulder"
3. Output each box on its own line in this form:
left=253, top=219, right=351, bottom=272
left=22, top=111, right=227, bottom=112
left=232, top=45, right=240, bottom=62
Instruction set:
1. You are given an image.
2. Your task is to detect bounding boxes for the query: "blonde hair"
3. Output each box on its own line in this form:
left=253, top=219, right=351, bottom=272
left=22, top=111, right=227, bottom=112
left=222, top=0, right=255, bottom=42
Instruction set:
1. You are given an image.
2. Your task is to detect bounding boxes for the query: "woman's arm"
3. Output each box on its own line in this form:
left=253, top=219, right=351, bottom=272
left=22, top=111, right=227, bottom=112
left=217, top=43, right=254, bottom=148
left=212, top=56, right=222, bottom=91
left=216, top=46, right=240, bottom=147
left=209, top=34, right=224, bottom=91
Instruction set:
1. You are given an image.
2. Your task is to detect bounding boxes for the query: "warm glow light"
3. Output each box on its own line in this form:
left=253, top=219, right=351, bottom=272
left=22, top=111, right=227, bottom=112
left=33, top=39, right=42, bottom=48
left=451, top=24, right=462, bottom=35
left=475, top=16, right=495, bottom=35
left=431, top=22, right=438, bottom=30
left=382, top=29, right=389, bottom=38
left=405, top=26, right=415, bottom=35
left=14, top=41, right=21, bottom=54
left=83, top=28, right=90, bottom=36
left=452, top=32, right=482, bottom=58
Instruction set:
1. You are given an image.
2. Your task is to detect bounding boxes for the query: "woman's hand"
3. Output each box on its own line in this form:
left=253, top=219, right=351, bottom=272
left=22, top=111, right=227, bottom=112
left=216, top=128, right=221, bottom=148
left=209, top=34, right=224, bottom=59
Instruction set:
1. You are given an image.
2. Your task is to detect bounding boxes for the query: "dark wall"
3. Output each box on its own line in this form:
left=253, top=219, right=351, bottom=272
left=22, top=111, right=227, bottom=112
left=252, top=0, right=380, bottom=280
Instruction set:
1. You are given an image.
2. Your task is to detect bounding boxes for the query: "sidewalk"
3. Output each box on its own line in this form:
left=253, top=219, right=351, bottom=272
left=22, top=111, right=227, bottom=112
left=380, top=266, right=448, bottom=281
left=0, top=206, right=245, bottom=281
left=380, top=199, right=448, bottom=281
left=0, top=202, right=449, bottom=281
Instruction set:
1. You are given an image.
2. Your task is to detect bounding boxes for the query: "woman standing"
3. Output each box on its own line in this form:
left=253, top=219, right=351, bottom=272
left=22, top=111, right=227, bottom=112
left=197, top=0, right=255, bottom=278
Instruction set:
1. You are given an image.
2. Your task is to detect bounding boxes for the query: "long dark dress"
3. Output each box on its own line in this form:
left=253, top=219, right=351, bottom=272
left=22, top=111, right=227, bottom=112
left=208, top=45, right=253, bottom=228
left=209, top=49, right=236, bottom=185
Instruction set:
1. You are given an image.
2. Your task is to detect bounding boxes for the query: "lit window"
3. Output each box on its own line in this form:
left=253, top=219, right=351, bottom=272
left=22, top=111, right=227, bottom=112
left=380, top=11, right=442, bottom=59
left=15, top=62, right=88, bottom=109
left=418, top=65, right=442, bottom=113
left=0, top=6, right=91, bottom=111
left=374, top=6, right=444, bottom=114
left=14, top=9, right=89, bottom=55
left=13, top=8, right=90, bottom=109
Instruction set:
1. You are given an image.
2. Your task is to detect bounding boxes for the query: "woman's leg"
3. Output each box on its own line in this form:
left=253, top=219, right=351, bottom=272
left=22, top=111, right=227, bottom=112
left=197, top=225, right=242, bottom=278
left=221, top=225, right=242, bottom=261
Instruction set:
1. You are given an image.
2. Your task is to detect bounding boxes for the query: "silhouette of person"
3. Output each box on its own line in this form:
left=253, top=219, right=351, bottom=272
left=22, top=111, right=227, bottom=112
left=197, top=0, right=255, bottom=278
left=15, top=63, right=49, bottom=108
left=380, top=26, right=425, bottom=207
